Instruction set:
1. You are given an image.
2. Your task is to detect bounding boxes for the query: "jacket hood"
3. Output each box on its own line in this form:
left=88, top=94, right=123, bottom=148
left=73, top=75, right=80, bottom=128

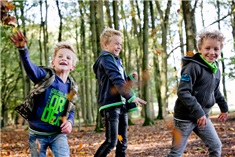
left=93, top=51, right=118, bottom=75
left=182, top=53, right=213, bottom=70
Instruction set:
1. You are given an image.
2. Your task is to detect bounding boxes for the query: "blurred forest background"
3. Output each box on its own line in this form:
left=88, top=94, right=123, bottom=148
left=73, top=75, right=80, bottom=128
left=1, top=0, right=235, bottom=131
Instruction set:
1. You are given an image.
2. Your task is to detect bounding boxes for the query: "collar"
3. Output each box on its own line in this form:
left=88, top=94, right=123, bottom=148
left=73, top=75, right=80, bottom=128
left=199, top=54, right=218, bottom=73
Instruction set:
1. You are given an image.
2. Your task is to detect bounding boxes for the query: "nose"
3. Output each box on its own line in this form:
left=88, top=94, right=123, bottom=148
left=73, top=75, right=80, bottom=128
left=209, top=49, right=215, bottom=55
left=61, top=57, right=67, bottom=61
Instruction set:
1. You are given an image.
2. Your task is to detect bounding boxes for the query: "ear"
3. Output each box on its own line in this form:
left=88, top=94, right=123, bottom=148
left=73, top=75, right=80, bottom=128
left=51, top=61, right=55, bottom=67
left=70, top=65, right=75, bottom=71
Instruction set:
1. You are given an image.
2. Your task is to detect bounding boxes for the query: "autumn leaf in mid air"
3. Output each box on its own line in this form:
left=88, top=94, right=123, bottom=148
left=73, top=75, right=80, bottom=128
left=186, top=51, right=194, bottom=57
left=142, top=69, right=150, bottom=82
left=155, top=49, right=162, bottom=55
left=117, top=134, right=123, bottom=144
left=172, top=128, right=182, bottom=148
left=0, top=0, right=17, bottom=27
left=151, top=28, right=158, bottom=38
left=172, top=86, right=177, bottom=94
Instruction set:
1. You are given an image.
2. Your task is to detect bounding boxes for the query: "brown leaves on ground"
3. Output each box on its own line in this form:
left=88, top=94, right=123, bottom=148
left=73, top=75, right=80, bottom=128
left=1, top=113, right=235, bottom=157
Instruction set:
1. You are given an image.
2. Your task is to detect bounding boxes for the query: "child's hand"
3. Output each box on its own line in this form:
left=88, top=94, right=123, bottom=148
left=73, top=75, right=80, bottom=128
left=218, top=112, right=228, bottom=122
left=132, top=72, right=138, bottom=81
left=9, top=30, right=27, bottom=48
left=60, top=120, right=72, bottom=134
left=197, top=115, right=207, bottom=130
left=132, top=97, right=147, bottom=106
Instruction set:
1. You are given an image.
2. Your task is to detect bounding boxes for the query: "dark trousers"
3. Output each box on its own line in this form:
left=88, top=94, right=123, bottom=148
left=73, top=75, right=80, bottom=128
left=94, top=105, right=128, bottom=157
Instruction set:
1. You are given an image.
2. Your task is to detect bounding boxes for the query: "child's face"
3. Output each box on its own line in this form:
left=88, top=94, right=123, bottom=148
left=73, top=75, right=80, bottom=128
left=199, top=38, right=222, bottom=63
left=52, top=48, right=75, bottom=72
left=103, top=35, right=122, bottom=56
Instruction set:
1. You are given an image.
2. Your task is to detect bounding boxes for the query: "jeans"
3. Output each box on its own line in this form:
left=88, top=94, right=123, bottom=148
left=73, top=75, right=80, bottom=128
left=29, top=133, right=70, bottom=157
left=94, top=105, right=128, bottom=157
left=166, top=118, right=222, bottom=157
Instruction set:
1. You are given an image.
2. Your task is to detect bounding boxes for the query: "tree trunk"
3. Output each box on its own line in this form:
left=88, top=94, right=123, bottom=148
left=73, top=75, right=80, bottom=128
left=104, top=1, right=112, bottom=28
left=56, top=0, right=63, bottom=42
left=216, top=0, right=227, bottom=100
left=155, top=0, right=172, bottom=118
left=94, top=0, right=104, bottom=132
left=178, top=1, right=184, bottom=57
left=112, top=1, right=119, bottom=30
left=43, top=0, right=49, bottom=66
left=142, top=1, right=154, bottom=126
left=182, top=0, right=197, bottom=52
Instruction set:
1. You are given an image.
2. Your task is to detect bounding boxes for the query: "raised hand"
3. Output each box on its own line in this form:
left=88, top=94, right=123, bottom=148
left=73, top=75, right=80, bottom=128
left=9, top=30, right=27, bottom=48
left=132, top=97, right=147, bottom=106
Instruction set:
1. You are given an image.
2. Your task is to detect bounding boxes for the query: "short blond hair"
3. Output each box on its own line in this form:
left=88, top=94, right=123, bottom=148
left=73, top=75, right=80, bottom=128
left=196, top=28, right=225, bottom=50
left=53, top=41, right=78, bottom=66
left=100, top=27, right=122, bottom=48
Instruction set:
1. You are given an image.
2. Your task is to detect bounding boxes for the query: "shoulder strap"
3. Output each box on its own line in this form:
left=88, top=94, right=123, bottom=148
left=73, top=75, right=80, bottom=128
left=32, top=66, right=55, bottom=95
left=14, top=66, right=55, bottom=120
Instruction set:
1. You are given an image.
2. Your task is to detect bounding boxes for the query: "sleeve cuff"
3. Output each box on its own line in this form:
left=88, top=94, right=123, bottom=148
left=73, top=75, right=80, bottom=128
left=129, top=74, right=135, bottom=81
left=127, top=95, right=136, bottom=103
left=67, top=119, right=74, bottom=126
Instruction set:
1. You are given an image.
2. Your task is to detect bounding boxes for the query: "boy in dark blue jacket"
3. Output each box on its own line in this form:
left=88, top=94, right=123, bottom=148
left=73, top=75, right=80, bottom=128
left=93, top=27, right=147, bottom=157
left=10, top=31, right=78, bottom=157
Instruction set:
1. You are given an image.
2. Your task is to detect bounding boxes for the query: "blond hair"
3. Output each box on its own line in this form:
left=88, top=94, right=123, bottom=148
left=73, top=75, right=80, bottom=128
left=196, top=28, right=225, bottom=50
left=100, top=27, right=122, bottom=48
left=53, top=41, right=78, bottom=66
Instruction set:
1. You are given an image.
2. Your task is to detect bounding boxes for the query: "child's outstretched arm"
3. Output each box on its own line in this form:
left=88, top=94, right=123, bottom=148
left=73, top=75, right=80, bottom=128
left=9, top=30, right=27, bottom=48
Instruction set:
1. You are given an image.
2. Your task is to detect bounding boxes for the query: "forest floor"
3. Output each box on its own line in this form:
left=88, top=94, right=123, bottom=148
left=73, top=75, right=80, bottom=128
left=1, top=112, right=235, bottom=157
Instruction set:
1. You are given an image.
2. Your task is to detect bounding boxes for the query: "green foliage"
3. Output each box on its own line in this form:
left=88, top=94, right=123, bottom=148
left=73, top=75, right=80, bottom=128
left=228, top=56, right=235, bottom=79
left=1, top=26, right=24, bottom=110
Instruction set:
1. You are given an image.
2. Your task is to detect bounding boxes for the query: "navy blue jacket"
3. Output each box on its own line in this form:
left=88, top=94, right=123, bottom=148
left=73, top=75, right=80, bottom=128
left=93, top=51, right=137, bottom=112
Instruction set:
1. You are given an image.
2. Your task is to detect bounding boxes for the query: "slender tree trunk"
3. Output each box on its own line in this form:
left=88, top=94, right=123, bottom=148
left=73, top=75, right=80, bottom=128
left=182, top=0, right=197, bottom=52
left=112, top=1, right=119, bottom=30
left=78, top=1, right=87, bottom=124
left=56, top=0, right=63, bottom=42
left=130, top=0, right=142, bottom=98
left=155, top=0, right=172, bottom=118
left=149, top=1, right=162, bottom=120
left=104, top=1, right=112, bottom=28
left=74, top=17, right=81, bottom=131
left=216, top=0, right=227, bottom=100
left=142, top=1, right=153, bottom=126
left=232, top=1, right=235, bottom=49
left=94, top=0, right=104, bottom=132
left=178, top=1, right=184, bottom=57
left=43, top=0, right=49, bottom=66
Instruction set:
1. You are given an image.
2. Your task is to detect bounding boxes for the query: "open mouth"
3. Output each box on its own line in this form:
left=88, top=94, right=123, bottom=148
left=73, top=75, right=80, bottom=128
left=59, top=62, right=67, bottom=66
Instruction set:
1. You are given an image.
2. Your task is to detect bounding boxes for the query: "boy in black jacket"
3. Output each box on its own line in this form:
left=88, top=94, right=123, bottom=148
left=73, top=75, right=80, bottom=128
left=166, top=29, right=228, bottom=157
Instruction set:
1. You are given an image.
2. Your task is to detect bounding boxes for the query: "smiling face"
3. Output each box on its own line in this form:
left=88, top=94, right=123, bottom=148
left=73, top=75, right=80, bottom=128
left=199, top=38, right=222, bottom=63
left=52, top=48, right=75, bottom=72
left=102, top=35, right=122, bottom=56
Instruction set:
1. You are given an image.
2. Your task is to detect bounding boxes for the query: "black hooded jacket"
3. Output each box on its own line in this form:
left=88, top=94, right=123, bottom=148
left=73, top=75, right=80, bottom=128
left=174, top=53, right=228, bottom=122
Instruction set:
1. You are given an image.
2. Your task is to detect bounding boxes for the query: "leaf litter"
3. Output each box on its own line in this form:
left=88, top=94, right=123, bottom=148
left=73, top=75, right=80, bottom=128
left=1, top=113, right=235, bottom=157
